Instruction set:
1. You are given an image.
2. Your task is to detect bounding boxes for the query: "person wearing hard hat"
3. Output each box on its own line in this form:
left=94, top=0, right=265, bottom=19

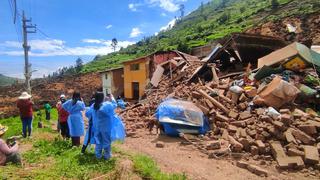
left=16, top=92, right=34, bottom=138
left=0, top=124, right=21, bottom=166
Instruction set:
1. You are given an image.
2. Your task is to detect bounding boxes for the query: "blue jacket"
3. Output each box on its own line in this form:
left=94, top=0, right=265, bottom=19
left=62, top=99, right=85, bottom=137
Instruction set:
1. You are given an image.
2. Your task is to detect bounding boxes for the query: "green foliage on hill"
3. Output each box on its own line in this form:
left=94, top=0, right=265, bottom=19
left=0, top=74, right=23, bottom=87
left=81, top=0, right=320, bottom=73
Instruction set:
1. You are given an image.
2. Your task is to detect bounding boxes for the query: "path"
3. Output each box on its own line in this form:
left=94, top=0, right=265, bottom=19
left=119, top=129, right=317, bottom=180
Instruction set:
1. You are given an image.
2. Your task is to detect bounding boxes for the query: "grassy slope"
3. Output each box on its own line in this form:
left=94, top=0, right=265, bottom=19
left=0, top=74, right=23, bottom=87
left=0, top=110, right=186, bottom=180
left=81, top=0, right=320, bottom=73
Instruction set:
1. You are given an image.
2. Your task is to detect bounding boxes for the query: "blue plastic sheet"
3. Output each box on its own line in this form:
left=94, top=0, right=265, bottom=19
left=156, top=98, right=210, bottom=136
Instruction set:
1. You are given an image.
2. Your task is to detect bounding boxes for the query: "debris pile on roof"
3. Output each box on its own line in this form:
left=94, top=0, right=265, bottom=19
left=120, top=38, right=320, bottom=175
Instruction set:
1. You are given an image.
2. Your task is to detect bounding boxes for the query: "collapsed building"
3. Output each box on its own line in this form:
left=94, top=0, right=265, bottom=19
left=120, top=33, right=320, bottom=176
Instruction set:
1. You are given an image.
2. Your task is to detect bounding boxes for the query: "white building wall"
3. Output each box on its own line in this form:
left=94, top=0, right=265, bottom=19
left=102, top=72, right=112, bottom=96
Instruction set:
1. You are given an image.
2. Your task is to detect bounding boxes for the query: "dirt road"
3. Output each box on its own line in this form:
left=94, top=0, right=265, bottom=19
left=119, top=130, right=318, bottom=180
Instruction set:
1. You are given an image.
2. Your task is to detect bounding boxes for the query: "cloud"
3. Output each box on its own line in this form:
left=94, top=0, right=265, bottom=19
left=161, top=12, right=167, bottom=17
left=106, top=24, right=113, bottom=29
left=147, top=0, right=185, bottom=12
left=0, top=38, right=135, bottom=57
left=130, top=27, right=143, bottom=38
left=129, top=3, right=140, bottom=11
left=160, top=18, right=176, bottom=31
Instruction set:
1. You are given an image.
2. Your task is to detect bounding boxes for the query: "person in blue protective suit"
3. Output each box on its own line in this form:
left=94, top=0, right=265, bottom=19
left=116, top=96, right=126, bottom=109
left=62, top=91, right=85, bottom=147
left=85, top=91, right=125, bottom=160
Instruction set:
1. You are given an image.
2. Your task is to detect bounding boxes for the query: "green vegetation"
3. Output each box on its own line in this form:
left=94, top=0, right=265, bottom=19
left=132, top=154, right=187, bottom=180
left=81, top=0, right=320, bottom=73
left=0, top=74, right=23, bottom=87
left=0, top=110, right=187, bottom=179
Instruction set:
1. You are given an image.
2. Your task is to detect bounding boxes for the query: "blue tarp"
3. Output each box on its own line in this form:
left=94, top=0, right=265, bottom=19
left=155, top=98, right=210, bottom=136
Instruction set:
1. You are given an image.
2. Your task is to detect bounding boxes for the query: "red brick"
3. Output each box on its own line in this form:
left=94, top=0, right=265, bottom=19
left=251, top=145, right=259, bottom=156
left=279, top=109, right=290, bottom=114
left=228, top=125, right=238, bottom=133
left=284, top=129, right=297, bottom=144
left=271, top=141, right=305, bottom=169
left=291, top=129, right=316, bottom=145
left=256, top=108, right=265, bottom=115
left=238, top=102, right=247, bottom=111
left=239, top=138, right=250, bottom=151
left=287, top=148, right=304, bottom=157
left=298, top=125, right=317, bottom=135
left=206, top=141, right=221, bottom=150
left=247, top=164, right=269, bottom=177
left=228, top=135, right=243, bottom=152
left=273, top=121, right=285, bottom=130
left=236, top=160, right=249, bottom=169
left=230, top=121, right=246, bottom=128
left=303, top=145, right=319, bottom=165
left=239, top=93, right=248, bottom=102
left=228, top=111, right=239, bottom=119
left=255, top=140, right=266, bottom=154
left=239, top=111, right=252, bottom=120
left=259, top=115, right=272, bottom=123
left=216, top=114, right=230, bottom=122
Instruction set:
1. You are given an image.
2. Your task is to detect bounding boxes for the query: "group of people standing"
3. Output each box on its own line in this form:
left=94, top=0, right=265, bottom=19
left=15, top=90, right=125, bottom=160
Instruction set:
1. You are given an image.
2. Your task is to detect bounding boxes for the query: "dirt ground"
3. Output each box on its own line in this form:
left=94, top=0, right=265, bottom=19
left=119, top=129, right=319, bottom=180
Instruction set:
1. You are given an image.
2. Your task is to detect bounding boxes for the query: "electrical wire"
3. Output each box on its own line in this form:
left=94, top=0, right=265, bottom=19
left=35, top=26, right=84, bottom=61
left=7, top=0, right=22, bottom=43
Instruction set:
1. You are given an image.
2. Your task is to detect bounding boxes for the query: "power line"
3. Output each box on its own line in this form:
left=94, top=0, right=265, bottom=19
left=35, top=26, right=82, bottom=58
left=7, top=0, right=22, bottom=42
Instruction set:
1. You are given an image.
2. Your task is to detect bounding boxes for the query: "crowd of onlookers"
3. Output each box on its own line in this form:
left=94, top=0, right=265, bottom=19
left=0, top=90, right=126, bottom=166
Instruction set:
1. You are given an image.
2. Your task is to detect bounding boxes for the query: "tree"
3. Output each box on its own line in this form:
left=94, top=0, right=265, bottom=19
left=111, top=38, right=118, bottom=52
left=179, top=4, right=185, bottom=18
left=75, top=57, right=83, bottom=73
left=218, top=12, right=230, bottom=24
left=271, top=0, right=279, bottom=9
left=200, top=1, right=204, bottom=16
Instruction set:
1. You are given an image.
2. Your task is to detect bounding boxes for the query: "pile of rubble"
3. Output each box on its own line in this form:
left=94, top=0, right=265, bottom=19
left=0, top=73, right=101, bottom=118
left=121, top=41, right=320, bottom=176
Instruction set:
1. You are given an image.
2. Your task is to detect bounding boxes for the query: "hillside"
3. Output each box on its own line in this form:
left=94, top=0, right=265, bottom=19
left=81, top=0, right=320, bottom=73
left=0, top=74, right=23, bottom=87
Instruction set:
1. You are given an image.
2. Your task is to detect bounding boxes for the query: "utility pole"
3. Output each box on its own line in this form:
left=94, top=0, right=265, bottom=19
left=22, top=11, right=36, bottom=94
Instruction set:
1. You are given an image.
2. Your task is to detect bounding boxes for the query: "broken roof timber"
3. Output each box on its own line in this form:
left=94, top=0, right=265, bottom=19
left=188, top=33, right=287, bottom=83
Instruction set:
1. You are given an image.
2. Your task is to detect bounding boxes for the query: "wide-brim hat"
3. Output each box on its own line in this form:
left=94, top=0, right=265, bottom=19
left=0, top=124, right=8, bottom=136
left=19, top=92, right=32, bottom=100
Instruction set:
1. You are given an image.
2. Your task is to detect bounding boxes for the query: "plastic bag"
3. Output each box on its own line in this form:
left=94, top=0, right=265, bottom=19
left=266, top=107, right=280, bottom=120
left=229, top=86, right=243, bottom=94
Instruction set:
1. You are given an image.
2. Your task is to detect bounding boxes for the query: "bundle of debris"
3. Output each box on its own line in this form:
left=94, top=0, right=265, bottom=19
left=120, top=40, right=320, bottom=175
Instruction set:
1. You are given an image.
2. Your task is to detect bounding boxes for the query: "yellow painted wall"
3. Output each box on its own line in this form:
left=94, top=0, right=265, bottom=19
left=283, top=56, right=306, bottom=71
left=123, top=58, right=149, bottom=99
